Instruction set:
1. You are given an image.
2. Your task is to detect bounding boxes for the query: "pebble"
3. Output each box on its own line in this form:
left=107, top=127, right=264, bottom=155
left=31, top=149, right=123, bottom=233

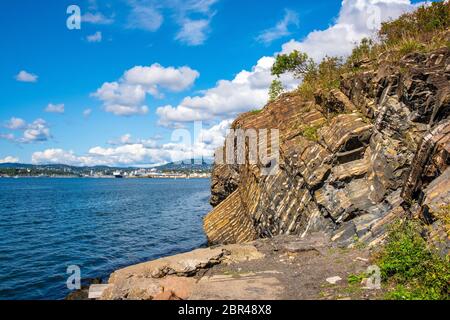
left=326, top=276, right=342, bottom=284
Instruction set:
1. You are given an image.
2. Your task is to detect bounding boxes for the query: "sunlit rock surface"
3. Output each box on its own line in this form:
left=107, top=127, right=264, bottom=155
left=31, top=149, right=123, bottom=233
left=205, top=48, right=450, bottom=249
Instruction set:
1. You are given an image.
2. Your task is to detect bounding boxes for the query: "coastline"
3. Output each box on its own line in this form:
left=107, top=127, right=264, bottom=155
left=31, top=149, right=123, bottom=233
left=82, top=233, right=382, bottom=300
left=0, top=175, right=211, bottom=179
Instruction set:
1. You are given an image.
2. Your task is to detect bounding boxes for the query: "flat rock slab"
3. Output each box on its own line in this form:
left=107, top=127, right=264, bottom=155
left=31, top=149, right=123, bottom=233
left=189, top=272, right=284, bottom=300
left=101, top=244, right=265, bottom=300
left=88, top=284, right=112, bottom=299
left=108, top=247, right=228, bottom=284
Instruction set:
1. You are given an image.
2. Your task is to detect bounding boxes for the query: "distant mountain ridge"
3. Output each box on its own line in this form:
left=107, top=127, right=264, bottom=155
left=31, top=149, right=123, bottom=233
left=0, top=158, right=214, bottom=172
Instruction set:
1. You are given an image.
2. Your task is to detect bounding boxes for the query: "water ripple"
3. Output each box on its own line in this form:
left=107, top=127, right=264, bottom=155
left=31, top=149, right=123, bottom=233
left=0, top=178, right=210, bottom=300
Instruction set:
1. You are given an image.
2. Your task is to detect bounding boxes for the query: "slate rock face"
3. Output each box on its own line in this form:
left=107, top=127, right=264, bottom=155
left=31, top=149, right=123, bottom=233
left=204, top=47, right=450, bottom=248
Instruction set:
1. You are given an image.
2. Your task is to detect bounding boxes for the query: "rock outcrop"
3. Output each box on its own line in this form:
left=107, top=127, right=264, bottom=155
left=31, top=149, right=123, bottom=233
left=205, top=48, right=450, bottom=249
left=100, top=233, right=378, bottom=300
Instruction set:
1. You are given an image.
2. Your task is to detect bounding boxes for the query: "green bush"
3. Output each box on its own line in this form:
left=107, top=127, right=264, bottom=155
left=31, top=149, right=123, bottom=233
left=377, top=220, right=449, bottom=300
left=398, top=39, right=425, bottom=56
left=268, top=79, right=284, bottom=102
left=301, top=125, right=320, bottom=141
left=379, top=1, right=450, bottom=46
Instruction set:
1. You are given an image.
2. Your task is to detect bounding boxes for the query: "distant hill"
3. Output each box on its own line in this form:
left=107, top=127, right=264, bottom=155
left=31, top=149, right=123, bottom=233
left=0, top=158, right=214, bottom=174
left=154, top=158, right=213, bottom=172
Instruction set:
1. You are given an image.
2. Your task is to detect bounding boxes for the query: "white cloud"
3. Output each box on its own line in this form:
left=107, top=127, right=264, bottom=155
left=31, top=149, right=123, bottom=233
left=0, top=156, right=19, bottom=164
left=108, top=133, right=159, bottom=148
left=256, top=9, right=299, bottom=44
left=176, top=18, right=212, bottom=46
left=126, top=0, right=218, bottom=45
left=15, top=70, right=38, bottom=83
left=157, top=57, right=298, bottom=125
left=196, top=119, right=233, bottom=152
left=4, top=117, right=26, bottom=130
left=1, top=118, right=51, bottom=144
left=127, top=4, right=164, bottom=31
left=82, top=12, right=114, bottom=24
left=124, top=64, right=200, bottom=92
left=45, top=103, right=65, bottom=113
left=86, top=31, right=102, bottom=43
left=281, top=0, right=420, bottom=61
left=157, top=0, right=420, bottom=127
left=31, top=118, right=232, bottom=166
left=93, top=63, right=199, bottom=116
left=83, top=108, right=92, bottom=118
left=32, top=145, right=173, bottom=167
left=22, top=119, right=51, bottom=143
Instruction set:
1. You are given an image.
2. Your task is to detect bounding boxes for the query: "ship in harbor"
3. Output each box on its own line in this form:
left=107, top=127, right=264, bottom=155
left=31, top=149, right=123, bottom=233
left=113, top=171, right=124, bottom=179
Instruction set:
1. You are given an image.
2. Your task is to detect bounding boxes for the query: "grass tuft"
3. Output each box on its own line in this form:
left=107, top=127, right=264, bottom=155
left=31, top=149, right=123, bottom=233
left=376, top=220, right=449, bottom=300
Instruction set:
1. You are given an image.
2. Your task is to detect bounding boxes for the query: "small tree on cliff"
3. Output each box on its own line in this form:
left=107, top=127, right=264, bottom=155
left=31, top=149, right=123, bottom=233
left=271, top=50, right=317, bottom=80
left=269, top=50, right=317, bottom=101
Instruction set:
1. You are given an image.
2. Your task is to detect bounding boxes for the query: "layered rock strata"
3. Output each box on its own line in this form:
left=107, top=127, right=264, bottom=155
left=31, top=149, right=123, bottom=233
left=205, top=48, right=450, bottom=249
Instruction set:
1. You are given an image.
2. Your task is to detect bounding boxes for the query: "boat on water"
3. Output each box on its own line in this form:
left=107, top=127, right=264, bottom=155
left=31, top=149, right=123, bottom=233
left=113, top=171, right=124, bottom=178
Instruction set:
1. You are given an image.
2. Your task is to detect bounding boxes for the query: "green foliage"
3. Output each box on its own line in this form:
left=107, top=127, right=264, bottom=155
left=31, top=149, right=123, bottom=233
left=346, top=38, right=376, bottom=68
left=348, top=273, right=366, bottom=285
left=271, top=50, right=317, bottom=79
left=398, top=39, right=425, bottom=56
left=432, top=204, right=450, bottom=237
left=268, top=79, right=284, bottom=102
left=379, top=1, right=450, bottom=46
left=249, top=109, right=262, bottom=115
left=266, top=3, right=449, bottom=115
left=301, top=125, right=320, bottom=141
left=377, top=220, right=449, bottom=300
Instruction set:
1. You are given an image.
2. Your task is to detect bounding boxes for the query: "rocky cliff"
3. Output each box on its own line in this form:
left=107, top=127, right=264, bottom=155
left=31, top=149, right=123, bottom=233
left=204, top=47, right=450, bottom=252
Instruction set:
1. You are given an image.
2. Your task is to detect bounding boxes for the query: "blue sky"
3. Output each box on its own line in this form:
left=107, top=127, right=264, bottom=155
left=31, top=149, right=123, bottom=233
left=0, top=0, right=425, bottom=166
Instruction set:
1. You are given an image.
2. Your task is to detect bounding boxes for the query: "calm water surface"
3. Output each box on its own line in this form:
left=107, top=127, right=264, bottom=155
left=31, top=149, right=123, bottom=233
left=0, top=178, right=211, bottom=300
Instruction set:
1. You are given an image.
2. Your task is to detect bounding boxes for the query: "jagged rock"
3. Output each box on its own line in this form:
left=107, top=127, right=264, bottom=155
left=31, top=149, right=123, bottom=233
left=204, top=47, right=450, bottom=250
left=210, top=164, right=240, bottom=207
left=315, top=89, right=358, bottom=115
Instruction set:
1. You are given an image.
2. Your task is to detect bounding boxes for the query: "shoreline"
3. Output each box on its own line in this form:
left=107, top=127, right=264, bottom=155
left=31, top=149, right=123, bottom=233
left=81, top=233, right=382, bottom=300
left=0, top=176, right=211, bottom=180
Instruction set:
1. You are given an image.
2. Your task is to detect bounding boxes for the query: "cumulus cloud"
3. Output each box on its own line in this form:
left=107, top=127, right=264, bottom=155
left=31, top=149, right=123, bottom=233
left=22, top=119, right=52, bottom=143
left=156, top=57, right=298, bottom=126
left=15, top=70, right=38, bottom=83
left=93, top=63, right=199, bottom=116
left=45, top=103, right=65, bottom=113
left=157, top=0, right=420, bottom=127
left=256, top=9, right=299, bottom=44
left=31, top=145, right=175, bottom=167
left=86, top=31, right=102, bottom=42
left=281, top=0, right=420, bottom=61
left=124, top=64, right=200, bottom=92
left=0, top=156, right=19, bottom=164
left=1, top=118, right=52, bottom=144
left=4, top=117, right=26, bottom=130
left=31, top=119, right=232, bottom=166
